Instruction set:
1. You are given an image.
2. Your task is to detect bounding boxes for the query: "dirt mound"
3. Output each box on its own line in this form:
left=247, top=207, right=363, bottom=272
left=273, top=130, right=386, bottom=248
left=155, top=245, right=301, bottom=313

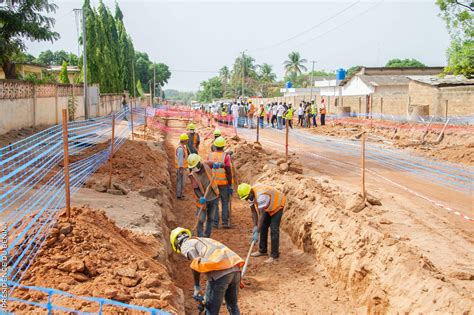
left=303, top=121, right=474, bottom=165
left=229, top=138, right=474, bottom=313
left=9, top=206, right=184, bottom=314
left=85, top=136, right=170, bottom=191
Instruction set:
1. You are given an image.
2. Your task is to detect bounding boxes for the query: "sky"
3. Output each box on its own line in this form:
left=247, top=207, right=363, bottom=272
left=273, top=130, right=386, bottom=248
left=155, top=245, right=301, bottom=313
left=26, top=0, right=451, bottom=92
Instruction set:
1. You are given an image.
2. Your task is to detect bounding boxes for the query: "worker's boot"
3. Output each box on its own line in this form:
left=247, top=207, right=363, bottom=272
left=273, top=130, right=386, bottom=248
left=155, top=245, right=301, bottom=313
left=250, top=251, right=267, bottom=257
left=264, top=257, right=277, bottom=264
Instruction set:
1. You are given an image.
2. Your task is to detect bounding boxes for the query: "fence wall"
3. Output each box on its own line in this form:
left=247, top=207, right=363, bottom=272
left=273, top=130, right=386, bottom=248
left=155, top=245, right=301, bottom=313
left=0, top=80, right=125, bottom=134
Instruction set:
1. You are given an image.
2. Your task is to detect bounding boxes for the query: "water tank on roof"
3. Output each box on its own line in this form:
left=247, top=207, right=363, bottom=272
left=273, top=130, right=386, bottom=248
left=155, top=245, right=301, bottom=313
left=336, top=68, right=346, bottom=81
left=286, top=81, right=293, bottom=88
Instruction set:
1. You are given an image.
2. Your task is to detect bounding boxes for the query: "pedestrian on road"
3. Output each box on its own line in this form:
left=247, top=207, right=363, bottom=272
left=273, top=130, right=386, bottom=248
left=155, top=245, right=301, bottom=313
left=271, top=104, right=278, bottom=128
left=170, top=227, right=243, bottom=315
left=187, top=123, right=200, bottom=154
left=247, top=100, right=255, bottom=128
left=319, top=99, right=327, bottom=126
left=311, top=101, right=318, bottom=127
left=187, top=154, right=219, bottom=237
left=237, top=183, right=286, bottom=264
left=258, top=104, right=265, bottom=128
left=297, top=104, right=304, bottom=126
left=207, top=137, right=233, bottom=229
left=231, top=102, right=240, bottom=130
left=175, top=133, right=189, bottom=200
left=277, top=103, right=285, bottom=130
left=285, top=105, right=294, bottom=129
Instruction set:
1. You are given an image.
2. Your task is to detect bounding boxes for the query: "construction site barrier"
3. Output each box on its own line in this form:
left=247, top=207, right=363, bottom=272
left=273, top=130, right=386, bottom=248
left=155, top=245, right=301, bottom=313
left=8, top=282, right=168, bottom=314
left=0, top=106, right=173, bottom=313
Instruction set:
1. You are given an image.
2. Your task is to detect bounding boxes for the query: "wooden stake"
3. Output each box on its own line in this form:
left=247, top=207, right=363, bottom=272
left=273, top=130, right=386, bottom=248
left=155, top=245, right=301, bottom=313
left=61, top=109, right=71, bottom=219
left=107, top=114, right=116, bottom=189
left=285, top=118, right=289, bottom=161
left=380, top=97, right=383, bottom=119
left=361, top=133, right=366, bottom=199
left=256, top=115, right=260, bottom=143
left=130, top=107, right=134, bottom=140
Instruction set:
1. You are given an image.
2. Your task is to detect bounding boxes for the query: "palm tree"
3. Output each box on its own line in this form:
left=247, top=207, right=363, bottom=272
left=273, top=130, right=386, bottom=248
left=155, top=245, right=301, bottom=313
left=219, top=66, right=230, bottom=96
left=283, top=51, right=307, bottom=77
left=257, top=63, right=276, bottom=97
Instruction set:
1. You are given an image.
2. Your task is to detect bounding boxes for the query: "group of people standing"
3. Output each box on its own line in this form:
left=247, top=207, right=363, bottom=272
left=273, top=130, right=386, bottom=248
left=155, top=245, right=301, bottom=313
left=173, top=123, right=287, bottom=314
left=297, top=99, right=327, bottom=128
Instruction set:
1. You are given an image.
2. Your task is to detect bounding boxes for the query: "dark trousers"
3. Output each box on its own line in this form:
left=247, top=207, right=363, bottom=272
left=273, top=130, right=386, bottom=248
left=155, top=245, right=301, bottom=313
left=259, top=209, right=283, bottom=258
left=271, top=115, right=277, bottom=127
left=288, top=119, right=293, bottom=129
left=298, top=115, right=303, bottom=126
left=205, top=271, right=241, bottom=315
left=259, top=116, right=264, bottom=128
left=312, top=114, right=317, bottom=127
left=196, top=199, right=218, bottom=237
left=321, top=114, right=326, bottom=125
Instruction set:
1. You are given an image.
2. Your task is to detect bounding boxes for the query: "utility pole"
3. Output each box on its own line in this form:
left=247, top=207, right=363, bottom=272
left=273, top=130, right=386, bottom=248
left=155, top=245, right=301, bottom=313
left=132, top=59, right=136, bottom=108
left=309, top=60, right=316, bottom=102
left=153, top=63, right=156, bottom=106
left=241, top=51, right=245, bottom=99
left=75, top=8, right=89, bottom=119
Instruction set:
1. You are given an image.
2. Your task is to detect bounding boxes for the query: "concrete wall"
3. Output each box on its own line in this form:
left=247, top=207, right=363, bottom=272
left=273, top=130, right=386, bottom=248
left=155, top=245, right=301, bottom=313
left=408, top=81, right=474, bottom=117
left=0, top=80, right=125, bottom=134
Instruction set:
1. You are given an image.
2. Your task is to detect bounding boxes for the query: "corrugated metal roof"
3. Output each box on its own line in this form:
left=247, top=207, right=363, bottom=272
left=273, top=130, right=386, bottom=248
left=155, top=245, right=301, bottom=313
left=407, top=75, right=474, bottom=87
left=359, top=75, right=410, bottom=87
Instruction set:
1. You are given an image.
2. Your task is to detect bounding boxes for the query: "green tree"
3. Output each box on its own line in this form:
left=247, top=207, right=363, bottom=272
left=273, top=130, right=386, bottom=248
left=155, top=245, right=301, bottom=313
left=436, top=0, right=473, bottom=77
left=219, top=66, right=230, bottom=96
left=198, top=77, right=223, bottom=103
left=59, top=61, right=70, bottom=84
left=136, top=79, right=144, bottom=97
left=0, top=0, right=59, bottom=78
left=385, top=58, right=426, bottom=68
left=283, top=51, right=307, bottom=77
left=230, top=53, right=258, bottom=97
left=36, top=50, right=55, bottom=65
left=257, top=63, right=276, bottom=97
left=347, top=65, right=362, bottom=76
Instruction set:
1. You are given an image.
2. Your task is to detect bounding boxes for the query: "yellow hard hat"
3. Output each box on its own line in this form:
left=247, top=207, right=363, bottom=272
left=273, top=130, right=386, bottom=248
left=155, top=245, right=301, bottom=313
left=187, top=153, right=201, bottom=169
left=213, top=129, right=222, bottom=136
left=179, top=133, right=189, bottom=141
left=237, top=183, right=252, bottom=200
left=214, top=136, right=226, bottom=148
left=187, top=123, right=196, bottom=131
left=248, top=99, right=252, bottom=103
left=170, top=227, right=191, bottom=253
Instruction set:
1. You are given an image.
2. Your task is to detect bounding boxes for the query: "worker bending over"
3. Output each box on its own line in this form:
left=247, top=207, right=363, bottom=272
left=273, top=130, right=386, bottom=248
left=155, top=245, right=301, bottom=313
left=207, top=137, right=233, bottom=229
left=188, top=154, right=219, bottom=237
left=175, top=133, right=189, bottom=200
left=237, top=183, right=286, bottom=264
left=187, top=123, right=200, bottom=154
left=170, top=227, right=243, bottom=315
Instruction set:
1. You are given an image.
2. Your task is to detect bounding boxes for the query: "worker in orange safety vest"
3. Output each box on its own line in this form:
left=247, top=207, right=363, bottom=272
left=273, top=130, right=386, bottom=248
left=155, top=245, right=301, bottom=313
left=207, top=136, right=233, bottom=229
left=237, top=183, right=286, bottom=264
left=170, top=227, right=243, bottom=315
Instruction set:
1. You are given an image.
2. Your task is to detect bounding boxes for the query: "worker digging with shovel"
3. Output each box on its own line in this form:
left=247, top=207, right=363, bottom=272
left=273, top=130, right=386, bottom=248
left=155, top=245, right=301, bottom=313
left=187, top=153, right=219, bottom=237
left=170, top=227, right=244, bottom=315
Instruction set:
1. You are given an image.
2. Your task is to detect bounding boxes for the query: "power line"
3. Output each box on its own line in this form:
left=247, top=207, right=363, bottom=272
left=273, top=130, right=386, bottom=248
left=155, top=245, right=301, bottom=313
left=248, top=1, right=360, bottom=54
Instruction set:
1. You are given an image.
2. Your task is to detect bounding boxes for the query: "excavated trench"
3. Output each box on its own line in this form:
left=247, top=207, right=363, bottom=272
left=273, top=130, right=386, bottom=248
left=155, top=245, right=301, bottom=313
left=225, top=133, right=473, bottom=314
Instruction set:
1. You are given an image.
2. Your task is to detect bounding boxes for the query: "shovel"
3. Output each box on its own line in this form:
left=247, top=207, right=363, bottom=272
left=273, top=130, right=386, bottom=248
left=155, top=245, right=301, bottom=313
left=193, top=174, right=216, bottom=232
left=240, top=240, right=256, bottom=289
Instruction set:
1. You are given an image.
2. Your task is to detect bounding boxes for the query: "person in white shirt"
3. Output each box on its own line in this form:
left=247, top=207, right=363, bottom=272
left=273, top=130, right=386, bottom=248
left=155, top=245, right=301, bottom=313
left=297, top=104, right=304, bottom=126
left=276, top=103, right=285, bottom=129
left=231, top=102, right=240, bottom=129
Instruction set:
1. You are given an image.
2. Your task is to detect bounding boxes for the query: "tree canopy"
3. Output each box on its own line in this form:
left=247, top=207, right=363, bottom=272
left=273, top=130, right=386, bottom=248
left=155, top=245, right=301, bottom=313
left=59, top=61, right=70, bottom=84
left=35, top=50, right=79, bottom=66
left=385, top=58, right=427, bottom=68
left=0, top=0, right=60, bottom=78
left=283, top=52, right=307, bottom=76
left=436, top=0, right=473, bottom=77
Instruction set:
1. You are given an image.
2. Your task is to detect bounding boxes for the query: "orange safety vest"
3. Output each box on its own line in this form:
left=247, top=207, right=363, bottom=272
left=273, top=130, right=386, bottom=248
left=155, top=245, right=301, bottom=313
left=188, top=132, right=199, bottom=148
left=252, top=184, right=286, bottom=216
left=175, top=144, right=188, bottom=169
left=208, top=151, right=228, bottom=186
left=190, top=237, right=244, bottom=273
left=189, top=164, right=219, bottom=208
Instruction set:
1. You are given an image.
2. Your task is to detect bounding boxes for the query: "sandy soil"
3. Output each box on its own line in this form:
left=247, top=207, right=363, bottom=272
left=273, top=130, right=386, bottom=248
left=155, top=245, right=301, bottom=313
left=231, top=126, right=473, bottom=313
left=298, top=119, right=474, bottom=166
left=164, top=130, right=360, bottom=314
left=0, top=125, right=51, bottom=148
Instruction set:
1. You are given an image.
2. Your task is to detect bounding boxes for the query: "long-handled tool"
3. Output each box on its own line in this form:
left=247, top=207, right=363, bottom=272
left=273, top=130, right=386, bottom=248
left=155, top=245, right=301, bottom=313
left=193, top=174, right=216, bottom=232
left=240, top=240, right=256, bottom=289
